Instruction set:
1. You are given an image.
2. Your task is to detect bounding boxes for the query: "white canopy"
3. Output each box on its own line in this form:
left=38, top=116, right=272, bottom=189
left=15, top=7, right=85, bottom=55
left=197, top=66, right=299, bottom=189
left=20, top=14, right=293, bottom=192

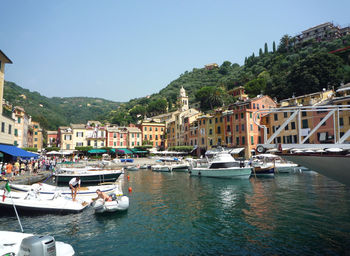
left=46, top=151, right=61, bottom=155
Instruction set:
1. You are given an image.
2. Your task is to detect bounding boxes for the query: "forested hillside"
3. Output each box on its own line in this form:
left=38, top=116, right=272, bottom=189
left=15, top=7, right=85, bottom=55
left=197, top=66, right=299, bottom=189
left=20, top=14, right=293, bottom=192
left=106, top=34, right=350, bottom=125
left=4, top=34, right=350, bottom=130
left=3, top=81, right=121, bottom=130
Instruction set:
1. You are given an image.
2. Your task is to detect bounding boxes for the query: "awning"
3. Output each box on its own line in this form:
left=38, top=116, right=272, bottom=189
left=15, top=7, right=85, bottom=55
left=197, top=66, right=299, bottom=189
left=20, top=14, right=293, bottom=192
left=117, top=148, right=133, bottom=154
left=131, top=148, right=148, bottom=154
left=88, top=149, right=107, bottom=154
left=0, top=144, right=39, bottom=159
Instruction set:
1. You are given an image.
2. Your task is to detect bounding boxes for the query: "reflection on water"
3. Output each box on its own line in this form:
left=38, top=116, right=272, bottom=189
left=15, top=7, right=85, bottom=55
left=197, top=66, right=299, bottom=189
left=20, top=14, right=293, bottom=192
left=1, top=171, right=350, bottom=255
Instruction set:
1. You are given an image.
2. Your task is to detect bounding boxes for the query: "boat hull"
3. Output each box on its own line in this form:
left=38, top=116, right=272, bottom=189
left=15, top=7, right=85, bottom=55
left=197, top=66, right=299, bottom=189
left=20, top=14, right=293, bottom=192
left=252, top=167, right=275, bottom=177
left=281, top=154, right=350, bottom=186
left=92, top=196, right=129, bottom=213
left=190, top=167, right=252, bottom=178
left=55, top=172, right=122, bottom=184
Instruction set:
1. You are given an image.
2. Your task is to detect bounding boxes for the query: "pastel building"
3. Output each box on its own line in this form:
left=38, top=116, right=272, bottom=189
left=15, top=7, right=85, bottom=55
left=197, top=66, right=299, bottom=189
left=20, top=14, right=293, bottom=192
left=127, top=126, right=142, bottom=148
left=139, top=120, right=166, bottom=148
left=12, top=106, right=30, bottom=148
left=227, top=95, right=276, bottom=158
left=0, top=50, right=15, bottom=145
left=106, top=126, right=129, bottom=148
left=31, top=121, right=43, bottom=150
left=47, top=131, right=58, bottom=147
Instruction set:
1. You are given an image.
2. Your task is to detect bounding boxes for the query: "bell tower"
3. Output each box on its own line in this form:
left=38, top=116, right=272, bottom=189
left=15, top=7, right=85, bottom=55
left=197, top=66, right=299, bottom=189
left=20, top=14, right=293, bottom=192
left=178, top=86, right=189, bottom=112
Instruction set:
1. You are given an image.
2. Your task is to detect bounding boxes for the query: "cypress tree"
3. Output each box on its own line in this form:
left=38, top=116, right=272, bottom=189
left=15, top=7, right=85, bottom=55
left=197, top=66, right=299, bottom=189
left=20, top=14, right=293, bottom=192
left=259, top=48, right=263, bottom=56
left=264, top=43, right=268, bottom=54
left=272, top=41, right=276, bottom=52
left=244, top=57, right=247, bottom=65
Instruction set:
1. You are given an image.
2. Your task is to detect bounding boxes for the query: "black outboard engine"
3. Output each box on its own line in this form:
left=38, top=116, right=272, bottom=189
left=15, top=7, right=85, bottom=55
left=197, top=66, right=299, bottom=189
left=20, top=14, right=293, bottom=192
left=18, top=235, right=56, bottom=256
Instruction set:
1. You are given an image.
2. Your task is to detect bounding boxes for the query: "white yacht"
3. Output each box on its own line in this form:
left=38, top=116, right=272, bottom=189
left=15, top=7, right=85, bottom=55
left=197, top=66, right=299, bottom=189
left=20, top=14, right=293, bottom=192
left=190, top=152, right=252, bottom=178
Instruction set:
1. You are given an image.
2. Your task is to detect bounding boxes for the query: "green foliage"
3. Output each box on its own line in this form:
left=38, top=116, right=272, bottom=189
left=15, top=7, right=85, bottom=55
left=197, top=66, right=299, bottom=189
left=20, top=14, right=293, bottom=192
left=272, top=41, right=276, bottom=52
left=45, top=147, right=60, bottom=152
left=142, top=140, right=153, bottom=146
left=264, top=43, right=268, bottom=54
left=286, top=52, right=344, bottom=96
left=4, top=81, right=121, bottom=130
left=244, top=77, right=267, bottom=97
left=195, top=86, right=226, bottom=111
left=75, top=146, right=93, bottom=152
left=22, top=147, right=38, bottom=152
left=168, top=146, right=193, bottom=152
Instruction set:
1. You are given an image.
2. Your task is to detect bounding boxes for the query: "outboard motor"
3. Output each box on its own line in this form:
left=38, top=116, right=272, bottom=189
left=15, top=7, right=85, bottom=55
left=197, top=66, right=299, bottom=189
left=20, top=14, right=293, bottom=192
left=18, top=235, right=56, bottom=256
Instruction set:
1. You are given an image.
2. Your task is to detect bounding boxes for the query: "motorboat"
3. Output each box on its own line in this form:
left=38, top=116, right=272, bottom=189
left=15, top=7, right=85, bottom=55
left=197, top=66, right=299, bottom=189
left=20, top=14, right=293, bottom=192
left=251, top=153, right=299, bottom=173
left=0, top=231, right=74, bottom=256
left=92, top=194, right=129, bottom=213
left=189, top=152, right=252, bottom=178
left=54, top=168, right=123, bottom=184
left=151, top=164, right=171, bottom=172
left=0, top=190, right=89, bottom=214
left=10, top=183, right=119, bottom=199
left=251, top=164, right=275, bottom=177
left=126, top=165, right=140, bottom=171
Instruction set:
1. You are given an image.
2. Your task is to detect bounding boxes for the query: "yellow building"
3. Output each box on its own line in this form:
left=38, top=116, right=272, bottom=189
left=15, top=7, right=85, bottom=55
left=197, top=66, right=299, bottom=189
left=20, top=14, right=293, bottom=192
left=71, top=124, right=87, bottom=148
left=279, top=89, right=334, bottom=107
left=31, top=121, right=43, bottom=150
left=0, top=50, right=15, bottom=145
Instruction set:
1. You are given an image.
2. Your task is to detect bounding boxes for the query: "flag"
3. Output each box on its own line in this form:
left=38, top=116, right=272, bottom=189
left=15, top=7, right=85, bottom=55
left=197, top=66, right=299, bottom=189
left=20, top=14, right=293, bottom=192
left=2, top=182, right=10, bottom=202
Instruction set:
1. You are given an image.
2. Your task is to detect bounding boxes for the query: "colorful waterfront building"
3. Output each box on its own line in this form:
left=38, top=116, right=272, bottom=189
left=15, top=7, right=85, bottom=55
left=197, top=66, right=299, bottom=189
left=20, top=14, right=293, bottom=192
left=127, top=125, right=142, bottom=148
left=47, top=131, right=58, bottom=147
left=139, top=120, right=166, bottom=148
left=12, top=106, right=30, bottom=148
left=58, top=126, right=73, bottom=150
left=71, top=124, right=87, bottom=148
left=0, top=50, right=15, bottom=145
left=31, top=121, right=43, bottom=151
left=196, top=114, right=211, bottom=155
left=106, top=126, right=128, bottom=148
left=167, top=120, right=176, bottom=148
left=227, top=95, right=276, bottom=158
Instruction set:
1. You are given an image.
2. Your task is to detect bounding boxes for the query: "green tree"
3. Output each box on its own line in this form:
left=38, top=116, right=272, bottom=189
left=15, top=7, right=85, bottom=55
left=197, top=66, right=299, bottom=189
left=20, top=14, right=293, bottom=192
left=272, top=41, right=276, bottom=52
left=264, top=43, right=268, bottom=54
left=259, top=48, right=263, bottom=57
left=287, top=52, right=344, bottom=96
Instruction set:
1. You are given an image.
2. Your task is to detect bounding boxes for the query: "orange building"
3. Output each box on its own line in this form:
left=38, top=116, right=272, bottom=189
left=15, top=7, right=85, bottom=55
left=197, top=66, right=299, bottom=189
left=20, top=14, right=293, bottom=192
left=139, top=120, right=166, bottom=148
left=227, top=95, right=276, bottom=158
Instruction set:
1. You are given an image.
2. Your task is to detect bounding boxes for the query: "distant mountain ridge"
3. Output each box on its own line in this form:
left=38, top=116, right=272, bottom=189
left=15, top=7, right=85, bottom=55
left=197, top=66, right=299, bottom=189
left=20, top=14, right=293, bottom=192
left=3, top=81, right=121, bottom=130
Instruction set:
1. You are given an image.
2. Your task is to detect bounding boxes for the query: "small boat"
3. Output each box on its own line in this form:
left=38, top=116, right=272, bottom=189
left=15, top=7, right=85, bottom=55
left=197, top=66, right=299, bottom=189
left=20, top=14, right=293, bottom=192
left=54, top=168, right=123, bottom=184
left=252, top=154, right=299, bottom=173
left=190, top=151, right=252, bottom=178
left=151, top=164, right=171, bottom=172
left=139, top=164, right=150, bottom=169
left=92, top=194, right=129, bottom=213
left=10, top=183, right=118, bottom=198
left=0, top=231, right=75, bottom=256
left=169, top=163, right=190, bottom=172
left=126, top=165, right=140, bottom=171
left=0, top=190, right=89, bottom=214
left=252, top=165, right=275, bottom=177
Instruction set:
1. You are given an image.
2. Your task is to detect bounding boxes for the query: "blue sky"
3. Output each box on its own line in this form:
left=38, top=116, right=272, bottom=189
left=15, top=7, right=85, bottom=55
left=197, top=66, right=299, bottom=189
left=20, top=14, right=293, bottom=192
left=2, top=0, right=349, bottom=102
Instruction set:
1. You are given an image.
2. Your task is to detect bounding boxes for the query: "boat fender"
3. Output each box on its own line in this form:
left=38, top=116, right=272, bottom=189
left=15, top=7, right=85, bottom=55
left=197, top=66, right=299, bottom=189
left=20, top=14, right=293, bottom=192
left=188, top=170, right=192, bottom=174
left=198, top=172, right=201, bottom=176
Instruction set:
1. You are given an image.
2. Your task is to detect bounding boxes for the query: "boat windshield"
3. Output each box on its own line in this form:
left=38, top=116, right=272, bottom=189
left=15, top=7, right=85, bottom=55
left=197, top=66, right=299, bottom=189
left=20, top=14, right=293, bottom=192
left=209, top=162, right=240, bottom=169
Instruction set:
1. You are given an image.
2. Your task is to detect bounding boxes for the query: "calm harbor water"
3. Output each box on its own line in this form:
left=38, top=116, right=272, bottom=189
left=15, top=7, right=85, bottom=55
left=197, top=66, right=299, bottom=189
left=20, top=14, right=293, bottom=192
left=1, top=170, right=350, bottom=255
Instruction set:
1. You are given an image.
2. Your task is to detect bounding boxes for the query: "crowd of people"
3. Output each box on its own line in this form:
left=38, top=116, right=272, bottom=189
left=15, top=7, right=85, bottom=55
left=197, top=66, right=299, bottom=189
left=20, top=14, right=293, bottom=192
left=0, top=157, right=62, bottom=181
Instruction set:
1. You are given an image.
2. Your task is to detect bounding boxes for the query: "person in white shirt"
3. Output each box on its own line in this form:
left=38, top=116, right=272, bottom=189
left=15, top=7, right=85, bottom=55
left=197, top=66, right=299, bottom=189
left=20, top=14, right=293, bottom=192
left=69, top=177, right=81, bottom=201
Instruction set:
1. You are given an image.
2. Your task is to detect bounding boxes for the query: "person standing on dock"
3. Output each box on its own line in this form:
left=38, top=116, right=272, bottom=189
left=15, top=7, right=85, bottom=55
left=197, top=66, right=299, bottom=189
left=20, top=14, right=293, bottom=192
left=69, top=177, right=81, bottom=201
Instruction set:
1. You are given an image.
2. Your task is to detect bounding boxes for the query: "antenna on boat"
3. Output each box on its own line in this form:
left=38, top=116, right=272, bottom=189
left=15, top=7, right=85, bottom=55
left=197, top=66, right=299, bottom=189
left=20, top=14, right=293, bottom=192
left=4, top=182, right=24, bottom=232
